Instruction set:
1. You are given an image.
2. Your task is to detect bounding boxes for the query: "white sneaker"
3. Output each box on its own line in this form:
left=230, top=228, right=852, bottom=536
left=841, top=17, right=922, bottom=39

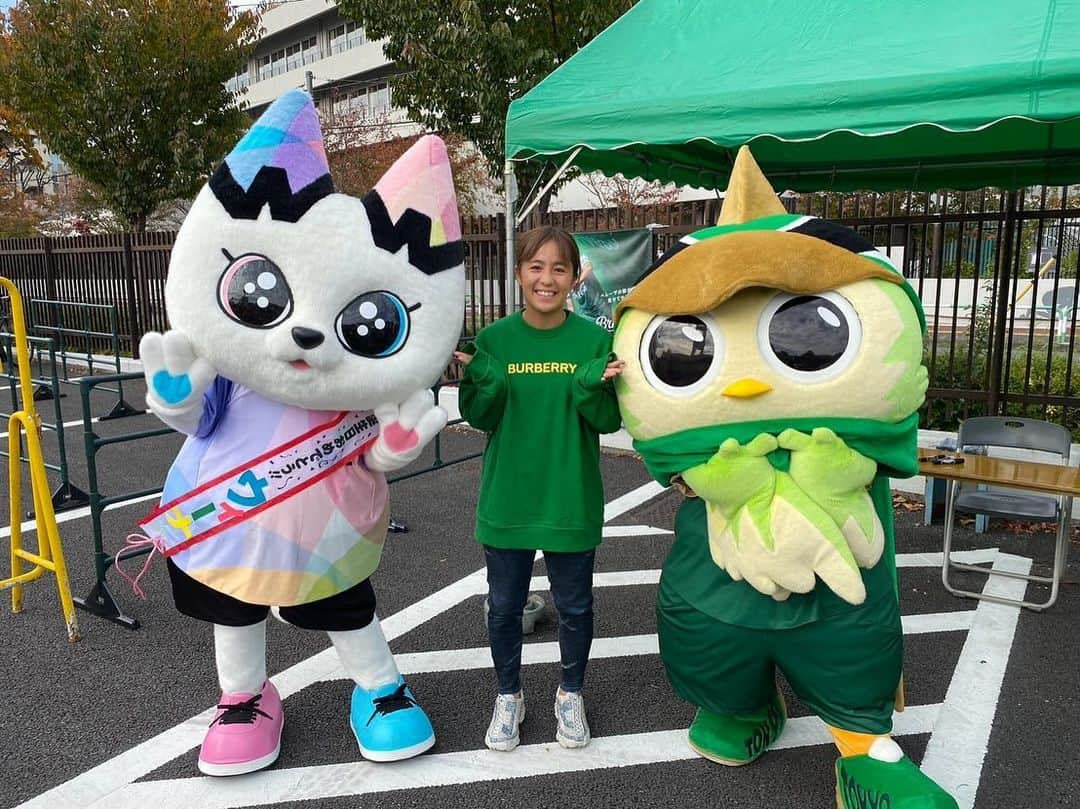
left=485, top=692, right=525, bottom=751
left=555, top=689, right=590, bottom=748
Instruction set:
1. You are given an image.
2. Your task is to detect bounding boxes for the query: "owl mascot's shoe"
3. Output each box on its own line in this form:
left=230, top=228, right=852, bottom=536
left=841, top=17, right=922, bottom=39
left=613, top=147, right=957, bottom=807
left=836, top=755, right=959, bottom=809
left=687, top=691, right=786, bottom=766
left=138, top=91, right=464, bottom=774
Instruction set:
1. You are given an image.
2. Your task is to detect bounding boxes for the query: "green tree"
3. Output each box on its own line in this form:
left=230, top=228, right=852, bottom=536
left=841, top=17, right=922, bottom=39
left=0, top=1, right=258, bottom=231
left=335, top=0, right=635, bottom=197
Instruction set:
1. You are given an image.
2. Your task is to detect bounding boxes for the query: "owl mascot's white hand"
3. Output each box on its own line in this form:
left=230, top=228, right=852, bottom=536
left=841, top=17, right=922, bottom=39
left=140, top=329, right=218, bottom=435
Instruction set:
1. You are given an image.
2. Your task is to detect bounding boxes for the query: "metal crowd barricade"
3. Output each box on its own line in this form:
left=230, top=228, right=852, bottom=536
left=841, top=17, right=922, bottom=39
left=29, top=299, right=141, bottom=420
left=0, top=331, right=90, bottom=512
left=73, top=371, right=481, bottom=630
left=387, top=366, right=481, bottom=485
left=73, top=372, right=170, bottom=630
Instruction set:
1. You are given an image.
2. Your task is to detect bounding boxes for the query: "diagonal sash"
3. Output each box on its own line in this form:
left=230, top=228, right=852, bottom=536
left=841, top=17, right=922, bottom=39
left=140, top=410, right=380, bottom=558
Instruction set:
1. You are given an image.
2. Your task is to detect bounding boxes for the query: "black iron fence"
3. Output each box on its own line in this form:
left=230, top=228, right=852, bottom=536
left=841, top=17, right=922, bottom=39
left=787, top=189, right=1080, bottom=438
left=2, top=191, right=1078, bottom=437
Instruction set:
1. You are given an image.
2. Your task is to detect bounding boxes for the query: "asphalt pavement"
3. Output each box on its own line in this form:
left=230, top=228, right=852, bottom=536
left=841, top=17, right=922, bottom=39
left=0, top=375, right=1077, bottom=809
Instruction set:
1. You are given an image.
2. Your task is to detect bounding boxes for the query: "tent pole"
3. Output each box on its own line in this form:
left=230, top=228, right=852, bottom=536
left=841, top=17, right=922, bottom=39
left=503, top=160, right=518, bottom=313
left=987, top=189, right=1019, bottom=416
left=514, top=147, right=583, bottom=227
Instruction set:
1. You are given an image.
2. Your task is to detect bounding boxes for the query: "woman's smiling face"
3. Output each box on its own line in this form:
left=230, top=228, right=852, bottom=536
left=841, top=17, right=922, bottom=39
left=516, top=238, right=576, bottom=319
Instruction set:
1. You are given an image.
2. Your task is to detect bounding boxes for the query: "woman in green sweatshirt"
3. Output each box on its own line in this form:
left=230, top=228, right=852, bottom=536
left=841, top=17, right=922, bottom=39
left=454, top=226, right=624, bottom=752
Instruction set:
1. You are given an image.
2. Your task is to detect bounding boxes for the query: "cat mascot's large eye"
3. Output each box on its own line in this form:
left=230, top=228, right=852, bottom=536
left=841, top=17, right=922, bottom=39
left=217, top=253, right=294, bottom=329
left=336, top=291, right=412, bottom=358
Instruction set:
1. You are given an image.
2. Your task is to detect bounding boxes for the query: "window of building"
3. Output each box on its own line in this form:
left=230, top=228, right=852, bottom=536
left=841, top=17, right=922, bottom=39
left=300, top=35, right=319, bottom=66
left=344, top=87, right=367, bottom=114
left=285, top=42, right=302, bottom=72
left=257, top=47, right=287, bottom=81
left=226, top=68, right=250, bottom=94
left=329, top=20, right=364, bottom=54
left=369, top=83, right=389, bottom=116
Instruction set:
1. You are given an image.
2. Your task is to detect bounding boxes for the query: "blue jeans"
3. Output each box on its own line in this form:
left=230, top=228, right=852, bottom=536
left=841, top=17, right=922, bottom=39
left=484, top=546, right=595, bottom=695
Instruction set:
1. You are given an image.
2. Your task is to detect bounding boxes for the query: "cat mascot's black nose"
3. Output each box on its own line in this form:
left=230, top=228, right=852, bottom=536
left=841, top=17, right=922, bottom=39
left=291, top=326, right=324, bottom=349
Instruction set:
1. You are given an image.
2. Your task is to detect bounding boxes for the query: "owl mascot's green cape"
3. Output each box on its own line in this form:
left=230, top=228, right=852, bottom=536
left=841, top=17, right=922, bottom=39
left=613, top=147, right=957, bottom=809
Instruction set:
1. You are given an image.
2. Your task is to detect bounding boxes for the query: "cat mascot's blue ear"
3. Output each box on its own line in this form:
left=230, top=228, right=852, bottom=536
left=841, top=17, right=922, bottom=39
left=209, top=89, right=333, bottom=223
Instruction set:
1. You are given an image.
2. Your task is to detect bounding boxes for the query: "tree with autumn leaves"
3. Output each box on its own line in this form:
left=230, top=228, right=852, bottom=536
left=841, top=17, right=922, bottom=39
left=0, top=101, right=46, bottom=236
left=335, top=0, right=636, bottom=200
left=0, top=1, right=258, bottom=232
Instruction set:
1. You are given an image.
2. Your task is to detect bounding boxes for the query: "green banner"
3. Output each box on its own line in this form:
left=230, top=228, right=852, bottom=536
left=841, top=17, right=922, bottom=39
left=570, top=228, right=652, bottom=332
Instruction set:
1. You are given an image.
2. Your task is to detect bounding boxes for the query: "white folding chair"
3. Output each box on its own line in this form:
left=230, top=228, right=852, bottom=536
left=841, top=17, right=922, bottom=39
left=941, top=416, right=1073, bottom=611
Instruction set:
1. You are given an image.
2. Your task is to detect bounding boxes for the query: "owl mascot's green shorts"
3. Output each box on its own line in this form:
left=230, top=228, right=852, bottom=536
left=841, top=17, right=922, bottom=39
left=613, top=148, right=957, bottom=809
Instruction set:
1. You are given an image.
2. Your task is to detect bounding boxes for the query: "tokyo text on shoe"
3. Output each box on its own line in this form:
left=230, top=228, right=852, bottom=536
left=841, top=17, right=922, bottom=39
left=836, top=754, right=959, bottom=809
left=554, top=689, right=590, bottom=749
left=350, top=677, right=435, bottom=762
left=198, top=680, right=284, bottom=776
left=485, top=692, right=525, bottom=751
left=687, top=690, right=786, bottom=766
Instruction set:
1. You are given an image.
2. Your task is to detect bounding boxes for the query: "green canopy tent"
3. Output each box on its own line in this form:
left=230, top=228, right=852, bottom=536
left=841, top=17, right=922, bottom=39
left=502, top=0, right=1080, bottom=413
left=505, top=0, right=1080, bottom=196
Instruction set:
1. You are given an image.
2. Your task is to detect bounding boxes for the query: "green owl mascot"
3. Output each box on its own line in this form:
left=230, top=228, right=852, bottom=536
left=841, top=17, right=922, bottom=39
left=613, top=147, right=956, bottom=809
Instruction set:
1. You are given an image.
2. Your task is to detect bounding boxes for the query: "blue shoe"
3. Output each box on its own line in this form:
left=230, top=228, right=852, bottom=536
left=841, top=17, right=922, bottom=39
left=349, top=677, right=435, bottom=762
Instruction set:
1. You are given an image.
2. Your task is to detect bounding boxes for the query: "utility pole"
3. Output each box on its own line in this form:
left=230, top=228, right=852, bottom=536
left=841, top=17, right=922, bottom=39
left=305, top=70, right=314, bottom=95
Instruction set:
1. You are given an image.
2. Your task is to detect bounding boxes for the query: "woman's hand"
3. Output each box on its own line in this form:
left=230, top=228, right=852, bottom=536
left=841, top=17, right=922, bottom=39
left=601, top=358, right=625, bottom=381
left=452, top=350, right=473, bottom=366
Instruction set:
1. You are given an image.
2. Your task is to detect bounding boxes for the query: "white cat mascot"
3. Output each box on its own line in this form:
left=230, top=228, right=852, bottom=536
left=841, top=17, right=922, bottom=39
left=137, top=91, right=464, bottom=775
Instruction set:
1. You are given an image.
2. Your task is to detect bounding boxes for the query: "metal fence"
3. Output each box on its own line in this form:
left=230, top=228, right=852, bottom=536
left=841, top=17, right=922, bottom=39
left=1, top=190, right=1078, bottom=436
left=0, top=232, right=171, bottom=356
left=786, top=189, right=1080, bottom=436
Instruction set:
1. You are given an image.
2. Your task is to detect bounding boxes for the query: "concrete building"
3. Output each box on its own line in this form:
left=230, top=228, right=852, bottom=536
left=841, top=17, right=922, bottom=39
left=231, top=0, right=711, bottom=214
left=232, top=0, right=417, bottom=140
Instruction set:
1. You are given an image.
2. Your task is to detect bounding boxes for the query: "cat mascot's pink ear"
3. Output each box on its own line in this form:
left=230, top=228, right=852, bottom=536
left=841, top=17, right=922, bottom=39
left=361, top=136, right=463, bottom=275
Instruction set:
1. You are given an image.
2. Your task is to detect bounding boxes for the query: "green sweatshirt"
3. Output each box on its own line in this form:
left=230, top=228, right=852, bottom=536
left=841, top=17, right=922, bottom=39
left=459, top=310, right=621, bottom=551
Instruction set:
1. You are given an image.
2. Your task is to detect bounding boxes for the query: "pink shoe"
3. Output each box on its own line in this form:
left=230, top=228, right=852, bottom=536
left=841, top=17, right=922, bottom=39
left=198, top=680, right=284, bottom=776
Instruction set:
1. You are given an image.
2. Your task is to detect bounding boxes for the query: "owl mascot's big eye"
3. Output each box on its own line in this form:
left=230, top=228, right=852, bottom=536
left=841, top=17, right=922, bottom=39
left=612, top=148, right=946, bottom=807
left=136, top=91, right=464, bottom=774
left=640, top=314, right=724, bottom=395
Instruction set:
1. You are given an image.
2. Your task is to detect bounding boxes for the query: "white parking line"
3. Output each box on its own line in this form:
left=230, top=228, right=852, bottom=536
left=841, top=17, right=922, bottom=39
left=0, top=491, right=161, bottom=539
left=602, top=524, right=673, bottom=537
left=920, top=552, right=1032, bottom=809
left=896, top=549, right=999, bottom=568
left=0, top=415, right=96, bottom=440
left=384, top=610, right=976, bottom=677
left=13, top=476, right=1025, bottom=809
left=603, top=480, right=666, bottom=522
left=90, top=706, right=945, bottom=809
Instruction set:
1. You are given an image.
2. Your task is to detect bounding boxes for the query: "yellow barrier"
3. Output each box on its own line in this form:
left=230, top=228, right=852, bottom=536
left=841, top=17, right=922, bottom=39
left=0, top=277, right=79, bottom=641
